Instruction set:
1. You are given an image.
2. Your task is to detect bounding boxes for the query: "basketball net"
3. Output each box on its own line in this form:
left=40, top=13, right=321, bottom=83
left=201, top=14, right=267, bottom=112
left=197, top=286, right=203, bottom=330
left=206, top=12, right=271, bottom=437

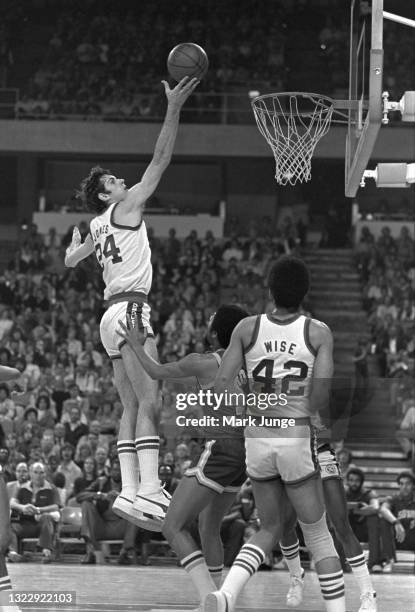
left=252, top=92, right=334, bottom=185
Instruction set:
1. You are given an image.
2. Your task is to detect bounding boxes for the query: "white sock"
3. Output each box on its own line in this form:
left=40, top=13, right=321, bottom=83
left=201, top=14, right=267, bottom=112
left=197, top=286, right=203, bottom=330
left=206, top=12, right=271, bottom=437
left=318, top=570, right=346, bottom=612
left=0, top=575, right=12, bottom=592
left=221, top=544, right=265, bottom=599
left=280, top=539, right=303, bottom=577
left=208, top=564, right=223, bottom=589
left=135, top=436, right=160, bottom=493
left=347, top=553, right=374, bottom=595
left=117, top=440, right=138, bottom=498
left=181, top=551, right=216, bottom=601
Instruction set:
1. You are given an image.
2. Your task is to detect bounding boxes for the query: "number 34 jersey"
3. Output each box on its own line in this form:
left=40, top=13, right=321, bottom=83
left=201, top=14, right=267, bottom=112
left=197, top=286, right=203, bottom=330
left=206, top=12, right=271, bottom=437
left=90, top=202, right=152, bottom=300
left=244, top=313, right=316, bottom=419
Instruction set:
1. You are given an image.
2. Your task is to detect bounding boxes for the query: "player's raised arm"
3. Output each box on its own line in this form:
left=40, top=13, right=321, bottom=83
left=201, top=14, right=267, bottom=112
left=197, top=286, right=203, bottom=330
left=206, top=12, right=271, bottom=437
left=308, top=319, right=334, bottom=416
left=214, top=318, right=254, bottom=393
left=64, top=226, right=94, bottom=268
left=126, top=77, right=199, bottom=209
left=116, top=315, right=217, bottom=382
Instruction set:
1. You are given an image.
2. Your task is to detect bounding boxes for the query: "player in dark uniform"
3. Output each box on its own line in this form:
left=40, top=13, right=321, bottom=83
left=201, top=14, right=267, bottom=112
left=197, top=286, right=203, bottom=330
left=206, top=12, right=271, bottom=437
left=0, top=365, right=24, bottom=612
left=279, top=419, right=377, bottom=611
left=117, top=305, right=249, bottom=609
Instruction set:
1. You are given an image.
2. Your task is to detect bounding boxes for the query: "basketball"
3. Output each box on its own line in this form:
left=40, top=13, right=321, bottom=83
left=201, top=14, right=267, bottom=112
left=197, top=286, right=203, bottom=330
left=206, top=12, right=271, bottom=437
left=167, top=43, right=209, bottom=82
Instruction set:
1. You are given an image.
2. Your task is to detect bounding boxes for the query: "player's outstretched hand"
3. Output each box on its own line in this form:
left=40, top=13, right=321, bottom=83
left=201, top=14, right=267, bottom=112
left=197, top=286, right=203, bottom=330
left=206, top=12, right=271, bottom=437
left=116, top=314, right=146, bottom=348
left=162, top=76, right=199, bottom=110
left=67, top=226, right=82, bottom=253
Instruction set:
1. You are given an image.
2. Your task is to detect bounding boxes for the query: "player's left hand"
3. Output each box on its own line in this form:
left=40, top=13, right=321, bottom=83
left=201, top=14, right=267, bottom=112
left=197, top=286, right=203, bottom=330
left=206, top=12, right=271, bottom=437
left=66, top=226, right=82, bottom=254
left=116, top=314, right=146, bottom=347
left=162, top=76, right=200, bottom=110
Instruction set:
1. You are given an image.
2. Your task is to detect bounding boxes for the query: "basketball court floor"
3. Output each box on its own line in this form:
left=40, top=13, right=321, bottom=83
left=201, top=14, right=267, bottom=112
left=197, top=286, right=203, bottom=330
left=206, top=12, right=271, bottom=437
left=7, top=564, right=414, bottom=612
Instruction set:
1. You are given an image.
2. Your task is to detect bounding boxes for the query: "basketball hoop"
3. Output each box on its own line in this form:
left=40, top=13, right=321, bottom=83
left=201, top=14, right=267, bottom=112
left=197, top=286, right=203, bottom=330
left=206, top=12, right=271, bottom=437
left=252, top=92, right=334, bottom=185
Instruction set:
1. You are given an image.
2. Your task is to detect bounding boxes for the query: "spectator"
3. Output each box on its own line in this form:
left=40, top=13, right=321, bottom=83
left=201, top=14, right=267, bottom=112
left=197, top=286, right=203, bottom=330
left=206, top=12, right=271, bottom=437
left=69, top=456, right=98, bottom=503
left=379, top=471, right=415, bottom=571
left=0, top=446, right=13, bottom=482
left=7, top=461, right=29, bottom=500
left=9, top=461, right=61, bottom=563
left=63, top=405, right=89, bottom=447
left=77, top=458, right=137, bottom=565
left=95, top=446, right=110, bottom=477
left=158, top=464, right=178, bottom=496
left=36, top=394, right=56, bottom=429
left=345, top=468, right=383, bottom=573
left=396, top=396, right=415, bottom=464
left=57, top=443, right=82, bottom=496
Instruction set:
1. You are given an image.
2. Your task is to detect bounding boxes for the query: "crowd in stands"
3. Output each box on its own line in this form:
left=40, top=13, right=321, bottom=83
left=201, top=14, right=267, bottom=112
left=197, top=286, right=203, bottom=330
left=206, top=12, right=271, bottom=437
left=8, top=0, right=412, bottom=121
left=354, top=224, right=415, bottom=465
left=0, top=217, right=304, bottom=563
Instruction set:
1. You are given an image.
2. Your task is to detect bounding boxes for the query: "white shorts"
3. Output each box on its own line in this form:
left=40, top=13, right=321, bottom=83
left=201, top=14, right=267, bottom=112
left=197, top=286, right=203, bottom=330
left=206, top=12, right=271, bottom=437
left=317, top=443, right=341, bottom=480
left=100, top=296, right=154, bottom=359
left=245, top=425, right=319, bottom=485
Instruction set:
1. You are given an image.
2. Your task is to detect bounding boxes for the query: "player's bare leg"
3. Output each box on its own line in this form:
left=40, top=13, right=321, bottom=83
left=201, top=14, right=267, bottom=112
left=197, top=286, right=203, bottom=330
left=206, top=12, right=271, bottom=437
left=120, top=338, right=169, bottom=520
left=285, top=475, right=345, bottom=612
left=198, top=492, right=237, bottom=588
left=279, top=501, right=306, bottom=608
left=111, top=351, right=163, bottom=531
left=324, top=478, right=376, bottom=612
left=205, top=478, right=285, bottom=612
left=206, top=476, right=346, bottom=612
left=162, top=476, right=224, bottom=605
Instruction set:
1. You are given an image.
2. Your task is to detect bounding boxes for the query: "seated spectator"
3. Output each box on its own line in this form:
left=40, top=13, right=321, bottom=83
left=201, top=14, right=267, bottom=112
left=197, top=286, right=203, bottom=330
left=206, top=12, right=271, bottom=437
left=61, top=384, right=89, bottom=424
left=379, top=471, right=415, bottom=571
left=0, top=447, right=14, bottom=482
left=9, top=461, right=61, bottom=563
left=36, top=394, right=56, bottom=429
left=77, top=458, right=137, bottom=565
left=95, top=446, right=110, bottom=477
left=69, top=456, right=97, bottom=504
left=39, top=429, right=59, bottom=463
left=7, top=461, right=29, bottom=500
left=219, top=496, right=251, bottom=567
left=396, top=396, right=415, bottom=464
left=64, top=405, right=89, bottom=447
left=345, top=468, right=383, bottom=572
left=95, top=401, right=118, bottom=438
left=20, top=407, right=42, bottom=441
left=337, top=447, right=355, bottom=476
left=57, top=443, right=82, bottom=496
left=75, top=442, right=93, bottom=469
left=53, top=422, right=66, bottom=454
left=5, top=433, right=26, bottom=472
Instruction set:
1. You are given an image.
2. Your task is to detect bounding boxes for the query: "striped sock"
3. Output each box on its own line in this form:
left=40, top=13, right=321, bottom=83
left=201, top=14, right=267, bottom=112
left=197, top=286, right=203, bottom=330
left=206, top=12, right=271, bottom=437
left=318, top=570, right=346, bottom=612
left=135, top=437, right=160, bottom=493
left=181, top=551, right=216, bottom=601
left=347, top=553, right=374, bottom=595
left=0, top=575, right=12, bottom=592
left=221, top=544, right=265, bottom=599
left=208, top=564, right=223, bottom=589
left=117, top=440, right=138, bottom=498
left=280, top=539, right=303, bottom=577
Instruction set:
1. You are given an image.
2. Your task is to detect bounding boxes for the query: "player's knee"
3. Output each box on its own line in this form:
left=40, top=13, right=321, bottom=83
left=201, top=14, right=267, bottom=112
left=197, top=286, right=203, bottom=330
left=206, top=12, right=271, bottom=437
left=162, top=513, right=186, bottom=542
left=299, top=512, right=338, bottom=564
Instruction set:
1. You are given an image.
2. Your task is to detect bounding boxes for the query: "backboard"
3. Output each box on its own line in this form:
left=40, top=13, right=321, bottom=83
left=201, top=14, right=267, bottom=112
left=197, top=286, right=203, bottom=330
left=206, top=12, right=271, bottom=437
left=345, top=0, right=384, bottom=197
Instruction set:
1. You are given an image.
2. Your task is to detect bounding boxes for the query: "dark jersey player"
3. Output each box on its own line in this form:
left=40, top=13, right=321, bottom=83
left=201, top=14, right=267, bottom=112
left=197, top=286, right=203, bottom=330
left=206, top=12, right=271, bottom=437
left=117, top=305, right=249, bottom=609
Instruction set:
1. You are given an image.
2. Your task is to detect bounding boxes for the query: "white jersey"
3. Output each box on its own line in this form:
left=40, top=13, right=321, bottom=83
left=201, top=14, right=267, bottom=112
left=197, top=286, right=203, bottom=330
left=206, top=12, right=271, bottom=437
left=244, top=313, right=316, bottom=419
left=89, top=202, right=152, bottom=300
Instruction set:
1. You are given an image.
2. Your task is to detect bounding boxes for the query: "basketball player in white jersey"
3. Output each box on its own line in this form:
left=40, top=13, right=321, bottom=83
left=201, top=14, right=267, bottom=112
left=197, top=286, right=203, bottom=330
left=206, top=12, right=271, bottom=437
left=64, top=76, right=199, bottom=527
left=0, top=365, right=24, bottom=612
left=205, top=256, right=346, bottom=612
left=116, top=305, right=249, bottom=609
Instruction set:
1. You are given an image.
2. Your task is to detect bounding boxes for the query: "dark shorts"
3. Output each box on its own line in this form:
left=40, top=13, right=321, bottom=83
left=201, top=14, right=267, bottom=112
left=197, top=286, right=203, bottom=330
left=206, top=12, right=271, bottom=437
left=185, top=437, right=246, bottom=494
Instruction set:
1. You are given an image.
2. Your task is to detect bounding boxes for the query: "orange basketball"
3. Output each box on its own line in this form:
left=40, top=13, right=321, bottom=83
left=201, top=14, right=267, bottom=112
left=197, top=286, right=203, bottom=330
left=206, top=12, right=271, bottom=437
left=167, top=43, right=209, bottom=82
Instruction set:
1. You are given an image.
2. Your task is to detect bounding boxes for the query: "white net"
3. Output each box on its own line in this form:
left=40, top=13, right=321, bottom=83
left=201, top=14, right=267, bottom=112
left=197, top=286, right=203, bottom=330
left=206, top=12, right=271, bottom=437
left=252, top=92, right=334, bottom=185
